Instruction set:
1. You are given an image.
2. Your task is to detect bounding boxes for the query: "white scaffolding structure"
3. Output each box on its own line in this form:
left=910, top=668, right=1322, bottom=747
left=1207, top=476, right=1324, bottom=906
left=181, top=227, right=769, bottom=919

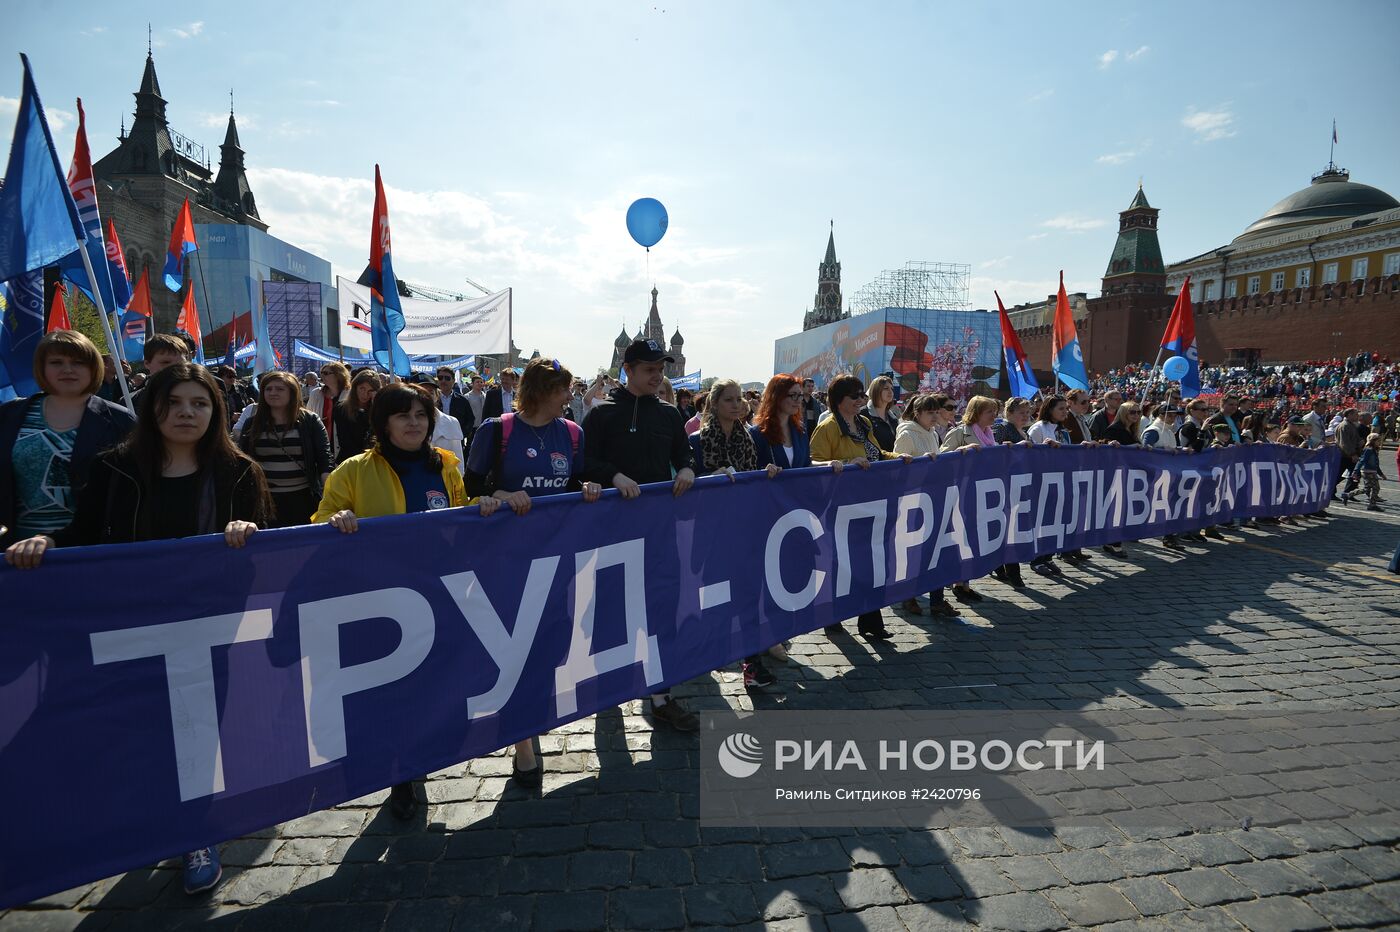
left=848, top=261, right=972, bottom=316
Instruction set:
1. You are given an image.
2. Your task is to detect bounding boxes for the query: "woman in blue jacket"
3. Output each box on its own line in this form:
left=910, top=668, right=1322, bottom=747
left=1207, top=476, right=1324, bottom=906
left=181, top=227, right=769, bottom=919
left=750, top=373, right=813, bottom=470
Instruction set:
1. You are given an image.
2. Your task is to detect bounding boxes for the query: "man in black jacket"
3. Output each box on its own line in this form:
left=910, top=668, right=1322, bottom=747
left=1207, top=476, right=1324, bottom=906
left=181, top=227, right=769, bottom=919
left=582, top=339, right=698, bottom=731
left=1088, top=390, right=1123, bottom=440
left=482, top=368, right=518, bottom=420
left=433, top=367, right=474, bottom=435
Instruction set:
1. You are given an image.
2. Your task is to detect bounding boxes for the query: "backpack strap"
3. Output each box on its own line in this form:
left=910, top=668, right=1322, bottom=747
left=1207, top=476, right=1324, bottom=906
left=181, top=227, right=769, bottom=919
left=562, top=417, right=581, bottom=455
left=498, top=412, right=516, bottom=461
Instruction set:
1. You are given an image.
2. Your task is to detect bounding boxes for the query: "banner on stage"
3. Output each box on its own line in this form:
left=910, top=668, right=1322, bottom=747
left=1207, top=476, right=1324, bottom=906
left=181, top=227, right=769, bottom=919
left=0, top=443, right=1337, bottom=907
left=337, top=278, right=510, bottom=355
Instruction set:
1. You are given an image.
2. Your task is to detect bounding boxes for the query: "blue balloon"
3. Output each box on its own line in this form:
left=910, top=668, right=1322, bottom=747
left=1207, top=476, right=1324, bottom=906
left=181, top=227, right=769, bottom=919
left=1163, top=355, right=1190, bottom=381
left=626, top=198, right=669, bottom=249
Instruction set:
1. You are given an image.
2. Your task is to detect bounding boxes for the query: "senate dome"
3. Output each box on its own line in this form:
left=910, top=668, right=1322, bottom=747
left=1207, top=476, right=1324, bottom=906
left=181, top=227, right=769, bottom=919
left=1233, top=167, right=1400, bottom=244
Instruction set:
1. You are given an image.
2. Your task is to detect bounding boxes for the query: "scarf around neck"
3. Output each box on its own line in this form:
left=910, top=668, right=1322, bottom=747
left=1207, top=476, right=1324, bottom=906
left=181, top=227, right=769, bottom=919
left=700, top=419, right=757, bottom=472
left=838, top=412, right=883, bottom=462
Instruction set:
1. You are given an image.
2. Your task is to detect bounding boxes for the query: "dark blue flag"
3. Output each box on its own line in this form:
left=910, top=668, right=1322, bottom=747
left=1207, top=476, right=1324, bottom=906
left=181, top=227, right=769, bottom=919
left=0, top=54, right=84, bottom=283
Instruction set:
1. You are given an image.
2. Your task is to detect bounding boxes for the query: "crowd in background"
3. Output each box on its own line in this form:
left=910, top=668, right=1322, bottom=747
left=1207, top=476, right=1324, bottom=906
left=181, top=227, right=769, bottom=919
left=1, top=328, right=1394, bottom=896
left=1091, top=352, right=1400, bottom=438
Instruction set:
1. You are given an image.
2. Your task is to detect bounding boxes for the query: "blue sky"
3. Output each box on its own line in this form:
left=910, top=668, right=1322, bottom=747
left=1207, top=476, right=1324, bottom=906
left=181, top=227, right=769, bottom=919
left=7, top=0, right=1399, bottom=381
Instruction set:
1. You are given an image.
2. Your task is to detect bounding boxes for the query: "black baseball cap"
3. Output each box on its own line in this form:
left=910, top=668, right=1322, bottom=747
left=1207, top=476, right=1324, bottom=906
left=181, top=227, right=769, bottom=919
left=1288, top=416, right=1306, bottom=425
left=1211, top=423, right=1233, bottom=433
left=623, top=339, right=674, bottom=365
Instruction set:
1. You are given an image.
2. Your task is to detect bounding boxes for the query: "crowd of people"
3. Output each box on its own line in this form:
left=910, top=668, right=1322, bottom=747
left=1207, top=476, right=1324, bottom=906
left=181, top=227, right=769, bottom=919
left=2, top=328, right=1394, bottom=897
left=1091, top=352, right=1400, bottom=440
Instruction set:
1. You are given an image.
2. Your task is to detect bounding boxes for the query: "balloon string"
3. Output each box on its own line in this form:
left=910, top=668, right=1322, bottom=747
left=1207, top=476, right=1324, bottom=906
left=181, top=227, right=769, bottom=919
left=646, top=248, right=651, bottom=285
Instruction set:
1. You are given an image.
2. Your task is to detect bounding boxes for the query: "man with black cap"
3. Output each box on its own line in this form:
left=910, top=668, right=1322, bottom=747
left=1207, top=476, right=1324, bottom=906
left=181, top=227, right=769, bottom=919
left=582, top=338, right=700, bottom=732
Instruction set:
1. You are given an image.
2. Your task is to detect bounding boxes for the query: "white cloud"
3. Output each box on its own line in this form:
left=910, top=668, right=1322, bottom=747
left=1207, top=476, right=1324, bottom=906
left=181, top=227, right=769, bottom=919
left=171, top=22, right=204, bottom=40
left=1028, top=232, right=1050, bottom=240
left=197, top=111, right=256, bottom=130
left=1182, top=106, right=1236, bottom=142
left=979, top=255, right=1012, bottom=269
left=245, top=167, right=765, bottom=376
left=1098, top=50, right=1119, bottom=68
left=81, top=26, right=107, bottom=37
left=1126, top=45, right=1150, bottom=60
left=1096, top=151, right=1135, bottom=166
left=1026, top=88, right=1054, bottom=103
left=1, top=96, right=73, bottom=134
left=1041, top=215, right=1109, bottom=232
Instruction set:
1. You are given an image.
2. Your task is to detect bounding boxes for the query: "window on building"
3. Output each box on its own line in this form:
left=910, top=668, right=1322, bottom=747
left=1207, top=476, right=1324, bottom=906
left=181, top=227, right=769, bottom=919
left=1226, top=280, right=1238, bottom=298
left=1297, top=267, right=1312, bottom=287
left=1247, top=276, right=1260, bottom=295
left=1204, top=281, right=1217, bottom=301
left=1322, top=262, right=1339, bottom=284
left=1352, top=257, right=1369, bottom=281
left=1385, top=253, right=1400, bottom=277
left=1271, top=271, right=1285, bottom=291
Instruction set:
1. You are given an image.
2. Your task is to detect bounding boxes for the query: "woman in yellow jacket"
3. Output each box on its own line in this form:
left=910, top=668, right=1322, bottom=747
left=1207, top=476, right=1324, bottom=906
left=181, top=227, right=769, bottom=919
left=312, top=382, right=466, bottom=821
left=809, top=373, right=909, bottom=641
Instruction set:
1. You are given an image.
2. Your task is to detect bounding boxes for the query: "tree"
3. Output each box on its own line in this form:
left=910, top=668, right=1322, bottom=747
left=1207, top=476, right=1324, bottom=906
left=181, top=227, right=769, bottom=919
left=60, top=288, right=114, bottom=355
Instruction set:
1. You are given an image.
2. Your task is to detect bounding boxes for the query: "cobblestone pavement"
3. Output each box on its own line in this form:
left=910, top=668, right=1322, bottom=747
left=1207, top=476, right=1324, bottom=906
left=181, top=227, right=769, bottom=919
left=5, top=488, right=1400, bottom=931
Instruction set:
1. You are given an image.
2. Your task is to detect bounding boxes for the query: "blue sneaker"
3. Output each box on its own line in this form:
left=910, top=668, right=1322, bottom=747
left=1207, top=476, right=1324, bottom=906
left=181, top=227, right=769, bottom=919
left=182, top=846, right=222, bottom=895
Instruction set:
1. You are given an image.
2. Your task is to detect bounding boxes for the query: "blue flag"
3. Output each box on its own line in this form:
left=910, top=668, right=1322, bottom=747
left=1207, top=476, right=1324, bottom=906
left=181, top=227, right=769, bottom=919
left=0, top=270, right=46, bottom=395
left=0, top=55, right=84, bottom=284
left=362, top=165, right=410, bottom=376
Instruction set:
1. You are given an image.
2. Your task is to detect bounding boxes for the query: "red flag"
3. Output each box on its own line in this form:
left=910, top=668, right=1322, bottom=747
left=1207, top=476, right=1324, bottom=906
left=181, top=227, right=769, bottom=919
left=163, top=198, right=198, bottom=291
left=47, top=283, right=72, bottom=332
left=128, top=268, right=153, bottom=317
left=177, top=285, right=202, bottom=348
left=105, top=218, right=133, bottom=306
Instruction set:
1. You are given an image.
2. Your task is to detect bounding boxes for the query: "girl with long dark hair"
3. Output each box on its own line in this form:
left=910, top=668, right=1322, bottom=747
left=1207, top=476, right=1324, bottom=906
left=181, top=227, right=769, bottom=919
left=333, top=370, right=379, bottom=464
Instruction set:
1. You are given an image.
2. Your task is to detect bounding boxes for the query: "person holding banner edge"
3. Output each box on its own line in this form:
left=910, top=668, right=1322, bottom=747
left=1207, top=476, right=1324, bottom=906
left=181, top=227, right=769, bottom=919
left=312, top=382, right=467, bottom=818
left=465, top=357, right=603, bottom=782
left=581, top=339, right=700, bottom=731
left=0, top=331, right=136, bottom=548
left=4, top=362, right=273, bottom=896
left=688, top=377, right=785, bottom=687
left=810, top=373, right=912, bottom=640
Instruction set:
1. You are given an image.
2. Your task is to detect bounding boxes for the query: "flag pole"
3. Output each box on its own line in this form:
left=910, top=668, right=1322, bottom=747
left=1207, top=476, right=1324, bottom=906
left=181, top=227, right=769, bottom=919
left=77, top=244, right=134, bottom=412
left=192, top=248, right=216, bottom=361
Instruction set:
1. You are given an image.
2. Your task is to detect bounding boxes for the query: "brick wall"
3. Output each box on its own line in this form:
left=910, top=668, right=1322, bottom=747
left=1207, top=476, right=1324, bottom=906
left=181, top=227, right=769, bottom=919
left=1017, top=275, right=1400, bottom=377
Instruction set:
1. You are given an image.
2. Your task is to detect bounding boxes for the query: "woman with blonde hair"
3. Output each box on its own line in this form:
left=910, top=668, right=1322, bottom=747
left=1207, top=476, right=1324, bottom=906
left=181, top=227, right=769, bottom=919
left=931, top=396, right=1000, bottom=608
left=237, top=370, right=332, bottom=527
left=308, top=362, right=350, bottom=458
left=689, top=377, right=786, bottom=684
left=994, top=397, right=1033, bottom=444
left=0, top=330, right=136, bottom=546
left=1103, top=401, right=1144, bottom=447
left=940, top=396, right=1001, bottom=452
left=658, top=377, right=676, bottom=407
left=861, top=374, right=899, bottom=451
